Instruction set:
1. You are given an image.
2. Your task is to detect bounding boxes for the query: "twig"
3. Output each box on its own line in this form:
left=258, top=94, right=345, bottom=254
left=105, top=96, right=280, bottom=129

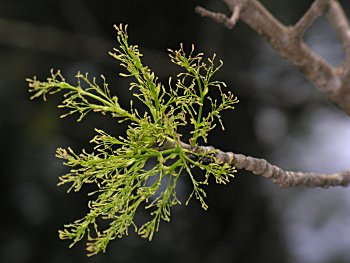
left=195, top=0, right=350, bottom=117
left=327, top=0, right=350, bottom=74
left=195, top=6, right=240, bottom=29
left=294, top=0, right=329, bottom=37
left=161, top=140, right=350, bottom=188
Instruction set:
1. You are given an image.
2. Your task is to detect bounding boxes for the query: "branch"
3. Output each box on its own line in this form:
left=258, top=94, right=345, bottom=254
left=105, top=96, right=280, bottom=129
left=195, top=5, right=241, bottom=29
left=327, top=0, right=350, bottom=74
left=294, top=0, right=329, bottom=37
left=195, top=0, right=350, bottom=117
left=161, top=140, right=350, bottom=189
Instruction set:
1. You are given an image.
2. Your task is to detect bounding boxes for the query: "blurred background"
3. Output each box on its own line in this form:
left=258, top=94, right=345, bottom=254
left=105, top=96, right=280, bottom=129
left=1, top=0, right=350, bottom=262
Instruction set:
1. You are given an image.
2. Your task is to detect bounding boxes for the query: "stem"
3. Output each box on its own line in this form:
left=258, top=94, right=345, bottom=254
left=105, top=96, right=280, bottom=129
left=63, top=83, right=139, bottom=123
left=166, top=158, right=183, bottom=172
left=126, top=46, right=161, bottom=123
left=191, top=74, right=205, bottom=146
left=127, top=148, right=180, bottom=160
left=145, top=75, right=161, bottom=122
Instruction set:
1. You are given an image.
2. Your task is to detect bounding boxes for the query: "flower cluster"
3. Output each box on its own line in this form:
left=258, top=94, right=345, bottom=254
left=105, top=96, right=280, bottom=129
left=27, top=24, right=238, bottom=256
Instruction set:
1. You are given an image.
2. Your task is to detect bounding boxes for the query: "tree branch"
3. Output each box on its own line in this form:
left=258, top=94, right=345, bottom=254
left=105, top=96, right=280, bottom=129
left=195, top=0, right=350, bottom=117
left=327, top=0, right=350, bottom=73
left=161, top=140, right=350, bottom=189
left=195, top=5, right=241, bottom=29
left=294, top=0, right=329, bottom=37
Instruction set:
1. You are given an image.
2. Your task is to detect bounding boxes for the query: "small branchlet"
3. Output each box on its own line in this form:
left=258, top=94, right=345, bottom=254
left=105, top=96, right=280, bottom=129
left=28, top=24, right=238, bottom=256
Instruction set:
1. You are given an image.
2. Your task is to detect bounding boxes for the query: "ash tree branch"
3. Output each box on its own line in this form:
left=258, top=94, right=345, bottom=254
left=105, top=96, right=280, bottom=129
left=195, top=5, right=241, bottom=29
left=195, top=0, right=350, bottom=189
left=161, top=140, right=350, bottom=188
left=294, top=0, right=329, bottom=37
left=195, top=0, right=350, bottom=117
left=327, top=1, right=350, bottom=74
left=327, top=1, right=350, bottom=56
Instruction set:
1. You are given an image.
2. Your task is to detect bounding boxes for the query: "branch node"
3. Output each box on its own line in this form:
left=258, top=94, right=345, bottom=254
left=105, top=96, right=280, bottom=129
left=195, top=5, right=240, bottom=29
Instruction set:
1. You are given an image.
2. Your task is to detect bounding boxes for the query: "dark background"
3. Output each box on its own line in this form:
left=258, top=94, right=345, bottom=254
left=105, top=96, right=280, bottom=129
left=1, top=0, right=350, bottom=262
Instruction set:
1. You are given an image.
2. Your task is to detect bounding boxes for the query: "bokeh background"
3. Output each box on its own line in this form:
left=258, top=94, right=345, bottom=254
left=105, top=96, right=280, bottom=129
left=1, top=0, right=350, bottom=262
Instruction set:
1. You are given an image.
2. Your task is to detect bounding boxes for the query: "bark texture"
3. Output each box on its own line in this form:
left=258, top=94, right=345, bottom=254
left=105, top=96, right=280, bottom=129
left=161, top=140, right=350, bottom=189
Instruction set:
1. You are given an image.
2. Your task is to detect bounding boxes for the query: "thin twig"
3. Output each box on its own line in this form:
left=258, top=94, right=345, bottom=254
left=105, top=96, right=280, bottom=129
left=231, top=6, right=241, bottom=26
left=327, top=0, right=350, bottom=74
left=161, top=140, right=350, bottom=188
left=293, top=0, right=329, bottom=37
left=327, top=0, right=350, bottom=56
left=195, top=6, right=239, bottom=29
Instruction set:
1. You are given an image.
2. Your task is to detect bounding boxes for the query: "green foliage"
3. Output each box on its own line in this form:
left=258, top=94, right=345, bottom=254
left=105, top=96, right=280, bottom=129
left=27, top=24, right=239, bottom=256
